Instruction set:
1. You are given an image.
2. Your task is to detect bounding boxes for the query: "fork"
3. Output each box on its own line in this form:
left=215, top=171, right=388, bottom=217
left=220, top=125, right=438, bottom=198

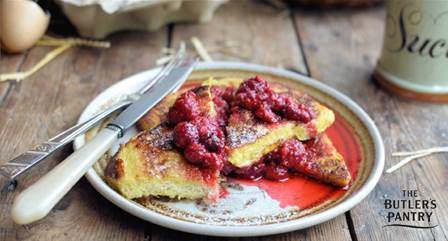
left=0, top=43, right=187, bottom=190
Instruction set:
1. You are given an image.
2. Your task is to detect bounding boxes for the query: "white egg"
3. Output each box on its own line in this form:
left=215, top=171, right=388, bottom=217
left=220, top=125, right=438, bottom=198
left=1, top=0, right=50, bottom=53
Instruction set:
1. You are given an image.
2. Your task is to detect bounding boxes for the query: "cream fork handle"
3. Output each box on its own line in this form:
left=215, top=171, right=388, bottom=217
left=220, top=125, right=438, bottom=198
left=11, top=128, right=119, bottom=225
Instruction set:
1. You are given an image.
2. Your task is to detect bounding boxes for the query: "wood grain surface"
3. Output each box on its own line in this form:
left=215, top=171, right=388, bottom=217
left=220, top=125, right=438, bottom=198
left=1, top=0, right=446, bottom=240
left=294, top=6, right=448, bottom=241
left=0, top=31, right=168, bottom=241
left=172, top=1, right=307, bottom=74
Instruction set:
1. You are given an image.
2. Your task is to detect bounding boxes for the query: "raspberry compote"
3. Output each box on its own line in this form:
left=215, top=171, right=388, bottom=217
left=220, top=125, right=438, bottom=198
left=226, top=139, right=321, bottom=181
left=168, top=76, right=319, bottom=182
left=169, top=87, right=232, bottom=172
left=234, top=76, right=315, bottom=123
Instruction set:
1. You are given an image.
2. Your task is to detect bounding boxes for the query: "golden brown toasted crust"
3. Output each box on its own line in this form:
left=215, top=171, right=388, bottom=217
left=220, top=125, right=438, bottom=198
left=105, top=125, right=220, bottom=201
left=105, top=125, right=177, bottom=180
left=137, top=92, right=179, bottom=131
left=302, top=135, right=351, bottom=187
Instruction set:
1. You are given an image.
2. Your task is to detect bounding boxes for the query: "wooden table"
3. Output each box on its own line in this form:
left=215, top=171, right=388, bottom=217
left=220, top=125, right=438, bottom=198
left=1, top=1, right=447, bottom=240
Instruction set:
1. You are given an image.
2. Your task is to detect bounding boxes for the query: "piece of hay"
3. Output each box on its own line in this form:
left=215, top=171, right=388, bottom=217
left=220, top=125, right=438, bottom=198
left=191, top=37, right=212, bottom=62
left=392, top=147, right=448, bottom=157
left=37, top=35, right=110, bottom=48
left=157, top=40, right=251, bottom=65
left=386, top=146, right=448, bottom=173
left=1, top=43, right=71, bottom=82
left=156, top=55, right=174, bottom=66
left=1, top=36, right=110, bottom=82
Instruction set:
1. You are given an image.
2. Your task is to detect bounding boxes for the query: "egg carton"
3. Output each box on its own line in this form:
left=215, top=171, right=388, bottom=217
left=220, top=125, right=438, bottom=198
left=57, top=0, right=228, bottom=38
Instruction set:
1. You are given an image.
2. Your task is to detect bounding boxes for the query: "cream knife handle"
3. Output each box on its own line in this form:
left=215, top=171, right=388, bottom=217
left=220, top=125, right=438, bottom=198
left=11, top=128, right=119, bottom=225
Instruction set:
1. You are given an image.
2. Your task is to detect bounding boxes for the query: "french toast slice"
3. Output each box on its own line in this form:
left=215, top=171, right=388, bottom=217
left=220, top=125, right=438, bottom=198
left=230, top=134, right=351, bottom=187
left=105, top=125, right=220, bottom=201
left=226, top=87, right=335, bottom=168
left=105, top=86, right=221, bottom=201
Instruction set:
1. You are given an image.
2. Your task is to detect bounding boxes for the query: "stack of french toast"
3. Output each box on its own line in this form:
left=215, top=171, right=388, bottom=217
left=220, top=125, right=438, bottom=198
left=105, top=76, right=351, bottom=202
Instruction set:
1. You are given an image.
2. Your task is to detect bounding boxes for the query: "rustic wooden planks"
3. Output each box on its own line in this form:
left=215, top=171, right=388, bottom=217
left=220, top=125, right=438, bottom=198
left=3, top=2, right=446, bottom=241
left=294, top=6, right=448, bottom=241
left=0, top=51, right=28, bottom=241
left=0, top=1, right=356, bottom=240
left=171, top=0, right=307, bottom=74
left=146, top=215, right=350, bottom=241
left=0, top=53, right=28, bottom=106
left=0, top=31, right=168, bottom=241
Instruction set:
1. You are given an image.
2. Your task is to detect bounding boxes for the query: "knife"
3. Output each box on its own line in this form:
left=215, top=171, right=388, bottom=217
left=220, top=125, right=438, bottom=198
left=0, top=44, right=185, bottom=191
left=11, top=56, right=196, bottom=225
left=0, top=100, right=131, bottom=192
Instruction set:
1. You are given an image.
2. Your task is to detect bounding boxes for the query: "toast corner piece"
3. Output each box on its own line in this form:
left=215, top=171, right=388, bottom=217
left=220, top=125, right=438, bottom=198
left=306, top=135, right=352, bottom=187
left=104, top=126, right=220, bottom=202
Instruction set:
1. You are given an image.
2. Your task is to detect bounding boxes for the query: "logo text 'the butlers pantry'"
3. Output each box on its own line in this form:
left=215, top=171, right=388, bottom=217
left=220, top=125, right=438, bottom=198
left=383, top=189, right=438, bottom=229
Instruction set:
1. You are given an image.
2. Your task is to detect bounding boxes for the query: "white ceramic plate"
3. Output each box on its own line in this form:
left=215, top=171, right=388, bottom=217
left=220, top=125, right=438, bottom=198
left=74, top=62, right=384, bottom=237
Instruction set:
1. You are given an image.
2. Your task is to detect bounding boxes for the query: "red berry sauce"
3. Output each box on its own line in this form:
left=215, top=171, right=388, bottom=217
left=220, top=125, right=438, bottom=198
left=228, top=139, right=319, bottom=181
left=234, top=76, right=315, bottom=123
left=169, top=89, right=231, bottom=172
left=211, top=86, right=234, bottom=127
left=168, top=77, right=318, bottom=182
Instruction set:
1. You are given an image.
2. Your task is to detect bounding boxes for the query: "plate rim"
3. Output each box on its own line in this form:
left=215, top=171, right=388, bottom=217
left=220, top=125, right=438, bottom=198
left=74, top=61, right=384, bottom=237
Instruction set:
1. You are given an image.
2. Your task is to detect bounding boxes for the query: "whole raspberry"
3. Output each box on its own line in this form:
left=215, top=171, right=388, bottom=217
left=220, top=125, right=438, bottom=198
left=235, top=92, right=257, bottom=110
left=168, top=91, right=200, bottom=124
left=202, top=128, right=225, bottom=152
left=235, top=77, right=272, bottom=108
left=282, top=97, right=313, bottom=123
left=271, top=93, right=287, bottom=112
left=184, top=143, right=208, bottom=166
left=221, top=87, right=235, bottom=103
left=183, top=143, right=224, bottom=170
left=278, top=139, right=307, bottom=169
left=173, top=121, right=199, bottom=148
left=194, top=117, right=224, bottom=150
left=255, top=104, right=281, bottom=123
left=202, top=152, right=224, bottom=170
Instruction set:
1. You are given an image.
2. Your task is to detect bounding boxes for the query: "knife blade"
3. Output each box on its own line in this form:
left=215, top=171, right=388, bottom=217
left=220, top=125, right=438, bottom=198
left=107, top=59, right=195, bottom=134
left=11, top=57, right=196, bottom=224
